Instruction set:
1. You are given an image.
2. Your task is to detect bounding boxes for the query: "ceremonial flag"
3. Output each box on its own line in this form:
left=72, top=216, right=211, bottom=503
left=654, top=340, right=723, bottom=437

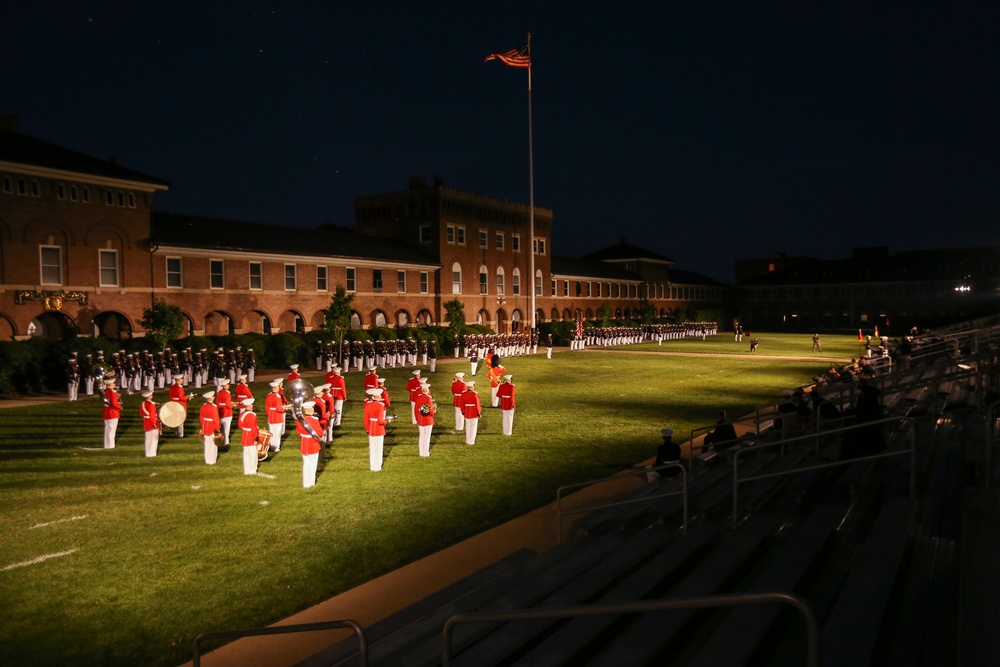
left=857, top=329, right=862, bottom=342
left=485, top=43, right=530, bottom=68
left=575, top=312, right=583, bottom=339
left=874, top=325, right=879, bottom=338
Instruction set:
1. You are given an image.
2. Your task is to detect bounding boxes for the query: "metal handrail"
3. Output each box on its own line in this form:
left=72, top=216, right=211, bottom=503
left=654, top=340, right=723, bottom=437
left=441, top=591, right=820, bottom=667
left=731, top=416, right=916, bottom=528
left=555, top=463, right=687, bottom=543
left=192, top=619, right=368, bottom=667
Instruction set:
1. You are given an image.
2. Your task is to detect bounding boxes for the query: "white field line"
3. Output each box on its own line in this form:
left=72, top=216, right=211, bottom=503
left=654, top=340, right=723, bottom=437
left=255, top=472, right=276, bottom=479
left=2, top=549, right=78, bottom=572
left=30, top=515, right=87, bottom=529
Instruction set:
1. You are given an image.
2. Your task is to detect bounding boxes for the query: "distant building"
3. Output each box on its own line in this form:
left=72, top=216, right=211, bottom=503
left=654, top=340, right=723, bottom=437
left=736, top=246, right=1000, bottom=333
left=0, top=119, right=729, bottom=341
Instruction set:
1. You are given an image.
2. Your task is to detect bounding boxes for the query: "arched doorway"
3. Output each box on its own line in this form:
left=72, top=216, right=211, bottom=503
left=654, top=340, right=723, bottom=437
left=91, top=311, right=131, bottom=339
left=31, top=310, right=78, bottom=339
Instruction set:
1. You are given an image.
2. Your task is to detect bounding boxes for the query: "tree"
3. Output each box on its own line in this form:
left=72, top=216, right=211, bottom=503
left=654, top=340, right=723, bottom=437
left=443, top=299, right=466, bottom=333
left=637, top=298, right=657, bottom=324
left=139, top=299, right=185, bottom=350
left=321, top=285, right=355, bottom=367
left=596, top=302, right=613, bottom=328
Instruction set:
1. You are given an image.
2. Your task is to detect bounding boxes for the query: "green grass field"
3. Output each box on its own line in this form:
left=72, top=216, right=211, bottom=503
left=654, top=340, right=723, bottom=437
left=0, top=333, right=854, bottom=666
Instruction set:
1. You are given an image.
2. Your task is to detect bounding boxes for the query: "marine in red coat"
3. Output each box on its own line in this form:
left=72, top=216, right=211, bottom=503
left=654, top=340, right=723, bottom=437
left=297, top=403, right=322, bottom=487
left=102, top=377, right=122, bottom=449
left=414, top=385, right=436, bottom=457
left=451, top=372, right=467, bottom=430
left=199, top=392, right=222, bottom=465
left=168, top=377, right=188, bottom=438
left=496, top=375, right=517, bottom=436
left=239, top=398, right=261, bottom=475
left=460, top=381, right=482, bottom=445
left=140, top=390, right=159, bottom=457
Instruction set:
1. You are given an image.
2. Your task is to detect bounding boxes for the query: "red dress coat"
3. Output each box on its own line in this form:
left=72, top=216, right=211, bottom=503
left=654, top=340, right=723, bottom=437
left=168, top=384, right=187, bottom=409
left=200, top=403, right=221, bottom=436
left=328, top=375, right=347, bottom=400
left=414, top=393, right=436, bottom=426
left=497, top=383, right=516, bottom=410
left=406, top=377, right=422, bottom=402
left=265, top=391, right=285, bottom=425
left=103, top=388, right=122, bottom=420
left=451, top=380, right=466, bottom=407
left=460, top=390, right=482, bottom=420
left=239, top=410, right=260, bottom=446
left=234, top=382, right=253, bottom=404
left=140, top=399, right=159, bottom=431
left=364, top=400, right=388, bottom=436
left=216, top=388, right=233, bottom=419
left=296, top=415, right=322, bottom=455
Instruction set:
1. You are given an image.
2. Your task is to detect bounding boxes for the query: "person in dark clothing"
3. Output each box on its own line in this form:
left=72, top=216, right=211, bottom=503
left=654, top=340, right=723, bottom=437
left=703, top=410, right=740, bottom=452
left=653, top=428, right=681, bottom=478
left=840, top=379, right=886, bottom=459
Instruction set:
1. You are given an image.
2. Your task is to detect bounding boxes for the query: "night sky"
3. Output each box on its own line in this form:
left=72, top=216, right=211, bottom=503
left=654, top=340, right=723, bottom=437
left=3, top=2, right=998, bottom=282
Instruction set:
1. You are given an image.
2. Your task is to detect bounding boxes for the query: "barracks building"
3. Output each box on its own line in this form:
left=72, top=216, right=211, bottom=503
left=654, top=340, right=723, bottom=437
left=0, top=116, right=728, bottom=342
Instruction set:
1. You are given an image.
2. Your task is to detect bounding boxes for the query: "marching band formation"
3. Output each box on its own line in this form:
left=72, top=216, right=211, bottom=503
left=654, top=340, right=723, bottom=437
left=80, top=322, right=720, bottom=487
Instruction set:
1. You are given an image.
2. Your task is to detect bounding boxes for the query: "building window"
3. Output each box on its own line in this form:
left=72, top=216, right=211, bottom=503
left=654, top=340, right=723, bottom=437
left=586, top=282, right=592, bottom=297
left=166, top=257, right=182, bottom=288
left=397, top=270, right=406, bottom=293
left=2, top=175, right=10, bottom=193
left=512, top=234, right=520, bottom=252
left=249, top=262, right=262, bottom=290
left=551, top=278, right=556, bottom=296
left=535, top=270, right=543, bottom=296
left=479, top=229, right=488, bottom=248
left=563, top=280, right=569, bottom=297
left=210, top=259, right=225, bottom=289
left=419, top=225, right=432, bottom=244
left=597, top=282, right=602, bottom=297
left=317, top=265, right=328, bottom=291
left=17, top=178, right=26, bottom=195
left=128, top=192, right=136, bottom=208
left=452, top=262, right=462, bottom=294
left=82, top=186, right=90, bottom=202
left=69, top=184, right=78, bottom=201
left=372, top=269, right=383, bottom=291
left=615, top=283, right=621, bottom=298
left=40, top=246, right=63, bottom=285
left=30, top=180, right=40, bottom=197
left=446, top=225, right=455, bottom=244
left=284, top=264, right=297, bottom=291
left=420, top=271, right=429, bottom=293
left=533, top=238, right=546, bottom=255
left=346, top=267, right=356, bottom=291
left=99, top=249, right=119, bottom=286
left=57, top=183, right=66, bottom=200
left=496, top=233, right=505, bottom=251
left=479, top=265, right=488, bottom=295
left=513, top=268, right=521, bottom=295
left=105, top=190, right=114, bottom=205
left=456, top=226, right=466, bottom=245
left=496, top=267, right=505, bottom=295
left=116, top=191, right=125, bottom=207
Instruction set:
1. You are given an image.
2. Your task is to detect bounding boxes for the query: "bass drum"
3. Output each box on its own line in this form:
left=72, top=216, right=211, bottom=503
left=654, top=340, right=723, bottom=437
left=159, top=401, right=186, bottom=429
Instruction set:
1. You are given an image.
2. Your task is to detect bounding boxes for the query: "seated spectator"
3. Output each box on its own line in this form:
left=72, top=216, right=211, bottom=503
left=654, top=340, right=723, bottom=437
left=703, top=410, right=740, bottom=452
left=651, top=428, right=681, bottom=479
left=840, top=379, right=886, bottom=460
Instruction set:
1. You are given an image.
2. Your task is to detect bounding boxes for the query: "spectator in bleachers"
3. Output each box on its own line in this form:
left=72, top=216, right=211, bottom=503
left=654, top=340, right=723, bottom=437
left=651, top=428, right=681, bottom=479
left=840, top=379, right=886, bottom=460
left=703, top=410, right=740, bottom=452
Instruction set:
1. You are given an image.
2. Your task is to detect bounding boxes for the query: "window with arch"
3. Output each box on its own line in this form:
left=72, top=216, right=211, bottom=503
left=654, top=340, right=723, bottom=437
left=1, top=175, right=10, bottom=193
left=451, top=262, right=462, bottom=294
left=496, top=266, right=505, bottom=295
left=535, top=269, right=543, bottom=296
left=479, top=265, right=488, bottom=295
left=512, top=267, right=521, bottom=295
left=30, top=180, right=40, bottom=197
left=373, top=311, right=387, bottom=327
left=350, top=311, right=362, bottom=329
left=397, top=311, right=409, bottom=327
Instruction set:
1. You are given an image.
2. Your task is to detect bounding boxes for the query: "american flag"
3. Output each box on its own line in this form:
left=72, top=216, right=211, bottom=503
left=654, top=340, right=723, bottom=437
left=575, top=312, right=583, bottom=339
left=485, top=44, right=530, bottom=68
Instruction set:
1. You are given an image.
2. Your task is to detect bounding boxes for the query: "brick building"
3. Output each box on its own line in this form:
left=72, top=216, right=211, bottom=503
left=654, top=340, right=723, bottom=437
left=1, top=119, right=729, bottom=341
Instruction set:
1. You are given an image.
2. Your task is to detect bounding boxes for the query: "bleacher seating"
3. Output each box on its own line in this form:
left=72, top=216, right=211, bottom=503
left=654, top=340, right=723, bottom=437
left=283, top=316, right=1000, bottom=666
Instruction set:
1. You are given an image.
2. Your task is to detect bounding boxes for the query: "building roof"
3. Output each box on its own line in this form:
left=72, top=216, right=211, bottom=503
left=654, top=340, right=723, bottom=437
left=583, top=239, right=675, bottom=264
left=0, top=129, right=170, bottom=188
left=550, top=256, right=641, bottom=281
left=668, top=267, right=730, bottom=287
left=151, top=212, right=440, bottom=266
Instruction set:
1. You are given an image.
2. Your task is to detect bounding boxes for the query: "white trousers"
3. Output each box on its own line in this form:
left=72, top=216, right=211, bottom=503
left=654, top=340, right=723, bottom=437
left=464, top=417, right=479, bottom=445
left=268, top=422, right=283, bottom=451
left=68, top=382, right=78, bottom=401
left=203, top=436, right=218, bottom=465
left=410, top=401, right=417, bottom=424
left=491, top=387, right=499, bottom=407
left=455, top=407, right=465, bottom=430
left=144, top=429, right=159, bottom=457
left=369, top=435, right=384, bottom=471
left=302, top=452, right=318, bottom=487
left=547, top=348, right=553, bottom=359
left=334, top=399, right=344, bottom=426
left=243, top=445, right=258, bottom=475
left=418, top=424, right=433, bottom=457
left=104, top=418, right=118, bottom=449
left=221, top=416, right=233, bottom=444
left=502, top=409, right=515, bottom=436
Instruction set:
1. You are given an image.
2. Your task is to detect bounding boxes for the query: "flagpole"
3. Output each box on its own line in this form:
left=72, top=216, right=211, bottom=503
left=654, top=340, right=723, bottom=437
left=527, top=32, right=536, bottom=333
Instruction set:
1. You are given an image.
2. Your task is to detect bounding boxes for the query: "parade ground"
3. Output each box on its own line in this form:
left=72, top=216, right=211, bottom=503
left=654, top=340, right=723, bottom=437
left=0, top=333, right=856, bottom=666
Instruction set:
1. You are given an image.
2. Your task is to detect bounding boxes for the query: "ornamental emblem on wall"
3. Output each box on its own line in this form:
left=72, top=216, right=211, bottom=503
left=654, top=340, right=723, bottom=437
left=14, top=290, right=89, bottom=311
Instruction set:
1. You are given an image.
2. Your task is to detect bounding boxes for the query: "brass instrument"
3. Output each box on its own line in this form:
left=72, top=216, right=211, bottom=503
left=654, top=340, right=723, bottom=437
left=285, top=378, right=327, bottom=443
